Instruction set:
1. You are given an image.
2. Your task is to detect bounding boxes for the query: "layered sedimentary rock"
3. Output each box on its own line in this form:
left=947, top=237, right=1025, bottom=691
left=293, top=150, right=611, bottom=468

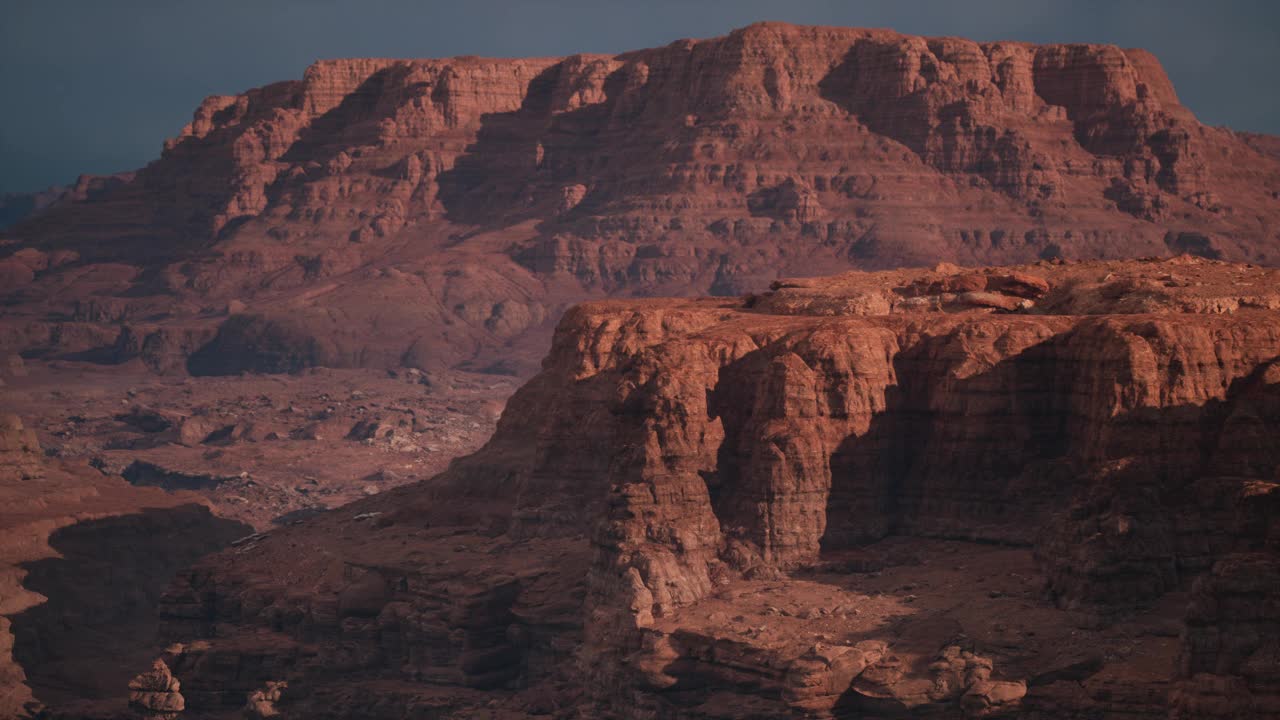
left=3, top=24, right=1279, bottom=375
left=148, top=258, right=1280, bottom=718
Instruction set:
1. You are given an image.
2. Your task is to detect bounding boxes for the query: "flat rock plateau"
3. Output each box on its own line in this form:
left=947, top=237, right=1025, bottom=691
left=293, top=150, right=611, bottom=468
left=0, top=21, right=1278, bottom=720
left=3, top=22, right=1280, bottom=377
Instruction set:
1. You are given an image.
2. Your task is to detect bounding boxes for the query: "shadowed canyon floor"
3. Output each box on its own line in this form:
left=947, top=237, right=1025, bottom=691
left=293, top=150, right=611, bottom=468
left=3, top=257, right=1263, bottom=719
left=0, top=365, right=510, bottom=718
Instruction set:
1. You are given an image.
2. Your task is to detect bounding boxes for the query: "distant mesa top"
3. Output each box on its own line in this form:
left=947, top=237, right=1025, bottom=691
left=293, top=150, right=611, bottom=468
left=1, top=23, right=1278, bottom=376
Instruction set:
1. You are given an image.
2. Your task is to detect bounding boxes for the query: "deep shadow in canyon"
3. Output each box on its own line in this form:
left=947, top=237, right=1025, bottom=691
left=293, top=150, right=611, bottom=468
left=11, top=505, right=250, bottom=712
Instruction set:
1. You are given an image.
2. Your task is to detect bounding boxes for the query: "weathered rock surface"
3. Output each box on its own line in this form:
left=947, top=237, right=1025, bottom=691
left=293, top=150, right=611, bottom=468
left=1171, top=554, right=1280, bottom=718
left=128, top=659, right=185, bottom=719
left=144, top=258, right=1280, bottom=718
left=3, top=23, right=1278, bottom=376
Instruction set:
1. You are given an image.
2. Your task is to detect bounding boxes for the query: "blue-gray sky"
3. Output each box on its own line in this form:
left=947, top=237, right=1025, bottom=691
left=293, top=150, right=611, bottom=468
left=2, top=0, right=1277, bottom=193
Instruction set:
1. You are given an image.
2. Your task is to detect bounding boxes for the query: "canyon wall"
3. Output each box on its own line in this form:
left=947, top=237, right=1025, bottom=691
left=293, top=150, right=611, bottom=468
left=2, top=23, right=1278, bottom=375
left=150, top=258, right=1280, bottom=718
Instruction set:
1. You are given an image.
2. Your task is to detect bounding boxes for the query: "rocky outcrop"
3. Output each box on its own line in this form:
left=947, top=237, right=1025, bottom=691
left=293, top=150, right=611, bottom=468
left=3, top=23, right=1278, bottom=376
left=143, top=258, right=1280, bottom=718
left=1171, top=554, right=1280, bottom=718
left=243, top=680, right=287, bottom=719
left=129, top=659, right=185, bottom=719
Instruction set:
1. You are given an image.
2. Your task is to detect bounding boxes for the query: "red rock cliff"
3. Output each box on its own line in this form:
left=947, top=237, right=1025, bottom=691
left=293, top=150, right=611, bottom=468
left=2, top=24, right=1279, bottom=375
left=154, top=258, right=1280, bottom=718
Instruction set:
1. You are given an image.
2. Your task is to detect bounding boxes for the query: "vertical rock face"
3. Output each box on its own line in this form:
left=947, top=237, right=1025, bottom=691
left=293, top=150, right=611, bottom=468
left=150, top=259, right=1280, bottom=718
left=1173, top=554, right=1280, bottom=718
left=3, top=23, right=1279, bottom=375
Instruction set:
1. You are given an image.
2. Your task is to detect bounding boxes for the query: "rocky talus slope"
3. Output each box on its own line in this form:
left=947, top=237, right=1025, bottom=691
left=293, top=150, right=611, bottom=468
left=2, top=23, right=1279, bottom=375
left=137, top=258, right=1280, bottom=719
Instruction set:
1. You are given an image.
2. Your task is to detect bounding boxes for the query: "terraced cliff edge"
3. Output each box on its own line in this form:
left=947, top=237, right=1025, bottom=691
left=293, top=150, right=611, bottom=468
left=3, top=23, right=1279, bottom=376
left=147, top=257, right=1279, bottom=719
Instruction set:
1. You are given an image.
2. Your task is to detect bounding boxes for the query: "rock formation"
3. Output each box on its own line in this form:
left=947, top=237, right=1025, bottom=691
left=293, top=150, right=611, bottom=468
left=5, top=18, right=1279, bottom=720
left=2, top=24, right=1278, bottom=376
left=129, top=659, right=185, bottom=719
left=142, top=258, right=1280, bottom=718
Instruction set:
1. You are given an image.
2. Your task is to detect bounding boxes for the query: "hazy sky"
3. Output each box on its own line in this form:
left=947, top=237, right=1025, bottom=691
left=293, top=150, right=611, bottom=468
left=2, top=0, right=1277, bottom=193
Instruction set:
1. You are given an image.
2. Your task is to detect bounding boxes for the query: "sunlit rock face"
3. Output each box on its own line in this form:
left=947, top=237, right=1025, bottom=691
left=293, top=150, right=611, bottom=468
left=3, top=23, right=1279, bottom=377
left=154, top=259, right=1280, bottom=718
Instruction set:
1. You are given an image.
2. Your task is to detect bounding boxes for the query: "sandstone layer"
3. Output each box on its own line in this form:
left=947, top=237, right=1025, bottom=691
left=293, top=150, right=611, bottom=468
left=142, top=257, right=1280, bottom=719
left=3, top=23, right=1279, bottom=376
